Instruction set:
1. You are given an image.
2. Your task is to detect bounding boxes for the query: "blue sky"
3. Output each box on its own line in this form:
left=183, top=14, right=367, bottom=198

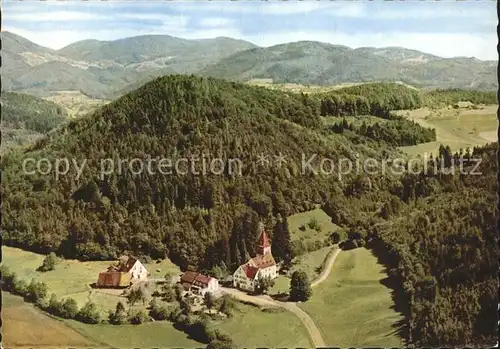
left=3, top=0, right=497, bottom=60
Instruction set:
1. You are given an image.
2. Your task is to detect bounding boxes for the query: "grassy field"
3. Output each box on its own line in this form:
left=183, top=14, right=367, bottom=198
left=44, top=90, right=109, bottom=118
left=65, top=318, right=201, bottom=348
left=2, top=246, right=181, bottom=312
left=288, top=208, right=341, bottom=242
left=398, top=105, right=497, bottom=157
left=292, top=246, right=334, bottom=280
left=214, top=303, right=312, bottom=348
left=299, top=247, right=404, bottom=347
left=2, top=292, right=101, bottom=348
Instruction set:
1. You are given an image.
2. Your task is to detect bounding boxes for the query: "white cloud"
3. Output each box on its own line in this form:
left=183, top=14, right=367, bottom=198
left=118, top=13, right=189, bottom=27
left=8, top=11, right=110, bottom=22
left=198, top=17, right=234, bottom=28
left=174, top=1, right=334, bottom=15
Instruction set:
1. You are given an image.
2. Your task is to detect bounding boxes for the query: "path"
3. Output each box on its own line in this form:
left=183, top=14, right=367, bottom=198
left=311, top=247, right=341, bottom=288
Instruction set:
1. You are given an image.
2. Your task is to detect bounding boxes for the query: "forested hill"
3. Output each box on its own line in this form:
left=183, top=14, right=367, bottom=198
left=200, top=41, right=497, bottom=90
left=3, top=75, right=406, bottom=267
left=2, top=74, right=497, bottom=345
left=2, top=92, right=67, bottom=133
left=1, top=92, right=68, bottom=153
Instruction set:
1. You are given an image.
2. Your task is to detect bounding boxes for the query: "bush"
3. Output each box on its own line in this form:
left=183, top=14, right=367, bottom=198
left=26, top=278, right=48, bottom=303
left=76, top=301, right=101, bottom=324
left=150, top=302, right=170, bottom=321
left=340, top=239, right=357, bottom=250
left=129, top=309, right=149, bottom=324
left=109, top=301, right=127, bottom=325
left=307, top=218, right=320, bottom=230
left=38, top=252, right=58, bottom=272
left=61, top=298, right=79, bottom=318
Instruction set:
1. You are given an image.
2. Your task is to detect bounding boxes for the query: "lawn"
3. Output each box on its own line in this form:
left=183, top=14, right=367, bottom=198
left=2, top=292, right=101, bottom=348
left=398, top=105, right=497, bottom=157
left=288, top=208, right=341, bottom=242
left=299, top=247, right=404, bottom=347
left=2, top=246, right=181, bottom=312
left=214, top=303, right=312, bottom=348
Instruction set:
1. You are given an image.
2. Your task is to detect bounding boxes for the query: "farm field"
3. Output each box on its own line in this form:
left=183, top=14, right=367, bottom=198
left=44, top=90, right=109, bottom=118
left=2, top=246, right=181, bottom=312
left=213, top=303, right=312, bottom=348
left=398, top=105, right=497, bottom=157
left=2, top=292, right=101, bottom=348
left=299, top=247, right=404, bottom=347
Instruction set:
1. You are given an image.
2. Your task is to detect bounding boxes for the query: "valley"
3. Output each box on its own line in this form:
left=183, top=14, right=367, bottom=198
left=1, top=28, right=497, bottom=349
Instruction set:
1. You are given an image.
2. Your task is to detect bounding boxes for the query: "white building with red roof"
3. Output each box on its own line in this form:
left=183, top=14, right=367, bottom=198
left=180, top=271, right=219, bottom=296
left=232, top=229, right=277, bottom=292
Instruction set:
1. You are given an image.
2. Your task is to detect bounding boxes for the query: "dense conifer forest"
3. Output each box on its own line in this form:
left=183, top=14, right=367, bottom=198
left=1, top=75, right=497, bottom=346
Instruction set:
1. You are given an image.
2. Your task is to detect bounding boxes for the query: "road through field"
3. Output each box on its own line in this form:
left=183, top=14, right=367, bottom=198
left=311, top=247, right=341, bottom=288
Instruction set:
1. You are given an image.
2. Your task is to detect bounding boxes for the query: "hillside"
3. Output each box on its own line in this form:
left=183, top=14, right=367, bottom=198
left=2, top=32, right=497, bottom=99
left=201, top=41, right=497, bottom=90
left=1, top=92, right=68, bottom=153
left=2, top=75, right=407, bottom=266
left=2, top=32, right=257, bottom=98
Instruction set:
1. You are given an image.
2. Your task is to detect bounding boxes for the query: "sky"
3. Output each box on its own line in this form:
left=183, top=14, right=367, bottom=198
left=3, top=0, right=498, bottom=60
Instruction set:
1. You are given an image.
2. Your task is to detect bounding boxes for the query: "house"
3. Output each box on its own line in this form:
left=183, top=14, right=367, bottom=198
left=180, top=271, right=219, bottom=296
left=96, top=256, right=148, bottom=288
left=233, top=229, right=277, bottom=292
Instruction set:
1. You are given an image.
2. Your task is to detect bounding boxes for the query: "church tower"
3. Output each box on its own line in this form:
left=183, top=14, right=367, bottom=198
left=257, top=230, right=272, bottom=255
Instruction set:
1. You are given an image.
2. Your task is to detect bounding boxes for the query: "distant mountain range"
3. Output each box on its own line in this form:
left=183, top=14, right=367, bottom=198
left=2, top=31, right=496, bottom=99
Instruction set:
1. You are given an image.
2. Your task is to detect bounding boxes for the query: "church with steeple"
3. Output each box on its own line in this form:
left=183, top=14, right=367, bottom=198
left=232, top=228, right=278, bottom=292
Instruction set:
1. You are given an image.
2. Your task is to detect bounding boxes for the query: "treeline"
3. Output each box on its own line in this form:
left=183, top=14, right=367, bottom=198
left=317, top=83, right=423, bottom=119
left=329, top=118, right=436, bottom=146
left=422, top=89, right=497, bottom=107
left=1, top=92, right=67, bottom=133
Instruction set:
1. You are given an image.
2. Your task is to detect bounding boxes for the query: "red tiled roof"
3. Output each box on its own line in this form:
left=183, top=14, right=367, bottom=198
left=116, top=256, right=138, bottom=272
left=249, top=253, right=276, bottom=268
left=242, top=264, right=259, bottom=280
left=258, top=230, right=271, bottom=248
left=180, top=271, right=213, bottom=288
left=97, top=271, right=131, bottom=287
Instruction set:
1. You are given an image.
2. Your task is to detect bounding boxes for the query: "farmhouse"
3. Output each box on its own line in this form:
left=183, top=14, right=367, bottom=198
left=96, top=256, right=148, bottom=288
left=233, top=229, right=277, bottom=292
left=180, top=271, right=219, bottom=296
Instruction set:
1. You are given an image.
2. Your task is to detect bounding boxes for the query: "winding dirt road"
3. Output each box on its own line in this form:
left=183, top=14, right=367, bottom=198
left=311, top=247, right=341, bottom=288
left=220, top=247, right=342, bottom=348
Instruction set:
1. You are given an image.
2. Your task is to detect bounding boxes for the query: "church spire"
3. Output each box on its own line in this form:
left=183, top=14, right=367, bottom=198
left=257, top=229, right=271, bottom=255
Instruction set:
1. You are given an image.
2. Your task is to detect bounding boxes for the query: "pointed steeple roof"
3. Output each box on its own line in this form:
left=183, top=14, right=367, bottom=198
left=258, top=230, right=271, bottom=249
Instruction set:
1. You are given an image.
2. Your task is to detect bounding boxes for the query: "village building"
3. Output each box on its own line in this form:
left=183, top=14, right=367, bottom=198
left=180, top=271, right=220, bottom=296
left=233, top=229, right=277, bottom=293
left=96, top=256, right=148, bottom=288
